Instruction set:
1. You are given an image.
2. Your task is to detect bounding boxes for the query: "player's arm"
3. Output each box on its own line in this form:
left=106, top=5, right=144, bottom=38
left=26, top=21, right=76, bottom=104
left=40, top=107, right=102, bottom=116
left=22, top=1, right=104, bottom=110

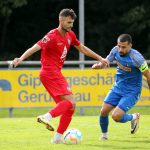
left=12, top=44, right=41, bottom=67
left=142, top=70, right=150, bottom=90
left=91, top=47, right=116, bottom=69
left=135, top=51, right=150, bottom=90
left=140, top=63, right=150, bottom=90
left=92, top=59, right=110, bottom=69
left=74, top=43, right=109, bottom=67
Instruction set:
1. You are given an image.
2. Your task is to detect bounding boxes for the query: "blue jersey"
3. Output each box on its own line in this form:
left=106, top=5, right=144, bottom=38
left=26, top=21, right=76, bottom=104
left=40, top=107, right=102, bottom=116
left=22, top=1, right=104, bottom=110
left=106, top=46, right=147, bottom=95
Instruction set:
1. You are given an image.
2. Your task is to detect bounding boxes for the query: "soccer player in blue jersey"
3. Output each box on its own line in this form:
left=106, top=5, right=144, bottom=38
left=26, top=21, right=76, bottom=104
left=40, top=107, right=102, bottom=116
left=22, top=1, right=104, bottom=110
left=92, top=34, right=150, bottom=140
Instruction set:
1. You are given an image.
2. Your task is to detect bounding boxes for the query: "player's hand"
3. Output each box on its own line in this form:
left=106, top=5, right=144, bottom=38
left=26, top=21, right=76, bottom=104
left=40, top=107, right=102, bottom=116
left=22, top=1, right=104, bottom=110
left=92, top=62, right=103, bottom=69
left=100, top=58, right=109, bottom=67
left=92, top=58, right=109, bottom=69
left=11, top=58, right=22, bottom=68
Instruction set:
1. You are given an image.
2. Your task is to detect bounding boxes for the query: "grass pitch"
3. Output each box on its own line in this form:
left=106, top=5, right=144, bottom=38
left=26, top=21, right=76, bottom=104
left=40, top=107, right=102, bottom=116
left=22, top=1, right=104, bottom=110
left=0, top=115, right=150, bottom=150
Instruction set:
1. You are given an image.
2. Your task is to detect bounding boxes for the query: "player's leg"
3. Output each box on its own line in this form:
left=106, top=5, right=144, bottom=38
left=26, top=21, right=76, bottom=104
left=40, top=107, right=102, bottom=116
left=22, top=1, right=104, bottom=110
left=37, top=94, right=75, bottom=144
left=57, top=108, right=75, bottom=134
left=37, top=92, right=61, bottom=131
left=38, top=94, right=75, bottom=144
left=50, top=94, right=74, bottom=118
left=51, top=109, right=75, bottom=143
left=37, top=72, right=73, bottom=133
left=112, top=106, right=132, bottom=122
left=99, top=90, right=120, bottom=140
left=100, top=103, right=114, bottom=140
left=40, top=72, right=74, bottom=117
left=51, top=98, right=75, bottom=144
left=112, top=94, right=140, bottom=134
left=40, top=73, right=76, bottom=143
left=51, top=94, right=76, bottom=144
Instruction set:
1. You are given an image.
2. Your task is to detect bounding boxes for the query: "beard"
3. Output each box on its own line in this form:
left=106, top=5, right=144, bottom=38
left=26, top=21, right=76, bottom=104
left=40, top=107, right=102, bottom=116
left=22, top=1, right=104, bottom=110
left=62, top=26, right=71, bottom=32
left=119, top=52, right=127, bottom=57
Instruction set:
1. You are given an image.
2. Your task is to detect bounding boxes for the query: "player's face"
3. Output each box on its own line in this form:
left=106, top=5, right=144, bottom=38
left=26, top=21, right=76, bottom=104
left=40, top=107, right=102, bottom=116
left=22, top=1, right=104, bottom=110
left=117, top=41, right=132, bottom=56
left=60, top=16, right=74, bottom=32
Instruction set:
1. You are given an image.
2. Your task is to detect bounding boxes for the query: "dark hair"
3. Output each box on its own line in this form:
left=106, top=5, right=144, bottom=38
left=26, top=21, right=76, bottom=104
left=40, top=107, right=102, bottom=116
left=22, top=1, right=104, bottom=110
left=117, top=34, right=132, bottom=43
left=59, top=8, right=77, bottom=20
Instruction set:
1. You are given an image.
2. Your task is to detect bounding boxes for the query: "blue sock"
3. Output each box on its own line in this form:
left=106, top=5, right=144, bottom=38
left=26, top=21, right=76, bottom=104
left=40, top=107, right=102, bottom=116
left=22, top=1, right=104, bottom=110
left=120, top=114, right=133, bottom=123
left=99, top=116, right=109, bottom=133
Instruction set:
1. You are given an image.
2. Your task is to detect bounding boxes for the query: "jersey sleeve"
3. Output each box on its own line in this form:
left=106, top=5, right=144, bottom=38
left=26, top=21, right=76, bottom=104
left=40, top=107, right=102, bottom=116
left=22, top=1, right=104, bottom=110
left=37, top=34, right=51, bottom=49
left=70, top=31, right=80, bottom=46
left=106, top=46, right=117, bottom=62
left=130, top=50, right=149, bottom=72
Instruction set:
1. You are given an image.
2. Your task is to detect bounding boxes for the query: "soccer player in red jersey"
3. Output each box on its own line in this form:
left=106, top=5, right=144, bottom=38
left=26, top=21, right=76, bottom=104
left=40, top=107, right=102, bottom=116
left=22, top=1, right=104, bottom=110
left=12, top=8, right=108, bottom=143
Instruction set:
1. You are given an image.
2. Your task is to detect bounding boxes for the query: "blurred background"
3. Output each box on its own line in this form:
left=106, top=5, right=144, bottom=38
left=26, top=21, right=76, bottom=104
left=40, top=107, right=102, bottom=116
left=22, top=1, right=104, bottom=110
left=0, top=0, right=150, bottom=61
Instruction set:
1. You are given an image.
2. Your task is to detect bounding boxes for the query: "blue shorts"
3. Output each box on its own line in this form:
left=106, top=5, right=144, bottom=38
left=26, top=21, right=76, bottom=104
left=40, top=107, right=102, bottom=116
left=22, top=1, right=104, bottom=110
left=104, top=90, right=140, bottom=112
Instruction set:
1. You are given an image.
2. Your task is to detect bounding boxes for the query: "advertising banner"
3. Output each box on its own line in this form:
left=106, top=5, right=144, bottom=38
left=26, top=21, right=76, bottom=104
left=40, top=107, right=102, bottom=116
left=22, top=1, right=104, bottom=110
left=0, top=69, right=149, bottom=107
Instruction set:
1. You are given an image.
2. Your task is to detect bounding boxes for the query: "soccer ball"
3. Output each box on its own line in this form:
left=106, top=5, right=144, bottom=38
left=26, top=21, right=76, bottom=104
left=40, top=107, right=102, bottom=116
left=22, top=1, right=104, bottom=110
left=63, top=128, right=82, bottom=144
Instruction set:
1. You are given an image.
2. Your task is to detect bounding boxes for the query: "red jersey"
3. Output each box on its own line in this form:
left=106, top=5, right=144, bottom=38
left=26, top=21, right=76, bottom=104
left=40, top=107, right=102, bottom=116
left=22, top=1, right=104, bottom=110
left=37, top=28, right=80, bottom=71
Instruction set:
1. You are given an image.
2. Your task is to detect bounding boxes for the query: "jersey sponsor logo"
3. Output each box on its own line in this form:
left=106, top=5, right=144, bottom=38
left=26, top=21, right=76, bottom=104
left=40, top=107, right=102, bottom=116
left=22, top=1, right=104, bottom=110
left=57, top=42, right=63, bottom=46
left=60, top=46, right=67, bottom=62
left=68, top=39, right=71, bottom=45
left=116, top=61, right=131, bottom=72
left=42, top=35, right=50, bottom=43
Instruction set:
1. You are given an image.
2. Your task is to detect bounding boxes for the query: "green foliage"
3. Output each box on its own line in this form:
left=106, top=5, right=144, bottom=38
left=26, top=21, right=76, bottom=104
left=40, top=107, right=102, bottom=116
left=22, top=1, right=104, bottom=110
left=0, top=0, right=27, bottom=16
left=0, top=0, right=27, bottom=59
left=0, top=0, right=150, bottom=60
left=84, top=0, right=150, bottom=57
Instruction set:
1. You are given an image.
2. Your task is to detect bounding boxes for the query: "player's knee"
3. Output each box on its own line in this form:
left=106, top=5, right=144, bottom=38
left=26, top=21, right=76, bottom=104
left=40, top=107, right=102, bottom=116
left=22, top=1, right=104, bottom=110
left=64, top=102, right=76, bottom=117
left=112, top=113, right=121, bottom=122
left=71, top=102, right=76, bottom=111
left=100, top=109, right=109, bottom=116
left=68, top=99, right=76, bottom=109
left=61, top=94, right=76, bottom=105
left=65, top=107, right=75, bottom=116
left=68, top=96, right=76, bottom=109
left=67, top=99, right=76, bottom=111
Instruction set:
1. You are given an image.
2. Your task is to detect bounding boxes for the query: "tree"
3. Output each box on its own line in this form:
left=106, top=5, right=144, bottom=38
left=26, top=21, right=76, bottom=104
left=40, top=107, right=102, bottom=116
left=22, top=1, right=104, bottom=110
left=0, top=0, right=150, bottom=60
left=0, top=0, right=27, bottom=55
left=84, top=0, right=150, bottom=58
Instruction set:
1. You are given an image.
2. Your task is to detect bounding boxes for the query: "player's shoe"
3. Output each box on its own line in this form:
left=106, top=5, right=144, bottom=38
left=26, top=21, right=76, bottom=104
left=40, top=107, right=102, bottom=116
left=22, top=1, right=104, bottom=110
left=37, top=115, right=54, bottom=131
left=51, top=138, right=65, bottom=144
left=100, top=136, right=108, bottom=141
left=131, top=113, right=140, bottom=134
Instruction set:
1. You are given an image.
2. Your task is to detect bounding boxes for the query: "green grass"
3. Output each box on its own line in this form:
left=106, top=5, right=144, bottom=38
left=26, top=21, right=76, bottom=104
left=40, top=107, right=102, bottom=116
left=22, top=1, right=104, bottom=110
left=0, top=115, right=150, bottom=150
left=0, top=106, right=150, bottom=118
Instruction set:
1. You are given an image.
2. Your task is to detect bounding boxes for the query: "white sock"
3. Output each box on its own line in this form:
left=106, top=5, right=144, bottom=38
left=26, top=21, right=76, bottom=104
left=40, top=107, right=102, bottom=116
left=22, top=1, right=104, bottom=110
left=102, top=132, right=108, bottom=138
left=53, top=132, right=62, bottom=141
left=132, top=114, right=137, bottom=120
left=43, top=113, right=52, bottom=121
